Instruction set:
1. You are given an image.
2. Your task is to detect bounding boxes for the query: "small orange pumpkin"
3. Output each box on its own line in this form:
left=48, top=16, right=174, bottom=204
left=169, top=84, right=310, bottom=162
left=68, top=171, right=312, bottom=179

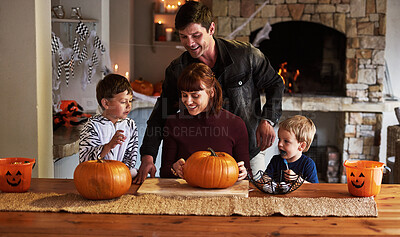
left=183, top=148, right=239, bottom=189
left=131, top=78, right=154, bottom=96
left=74, top=159, right=132, bottom=200
left=0, top=158, right=35, bottom=193
left=153, top=80, right=163, bottom=94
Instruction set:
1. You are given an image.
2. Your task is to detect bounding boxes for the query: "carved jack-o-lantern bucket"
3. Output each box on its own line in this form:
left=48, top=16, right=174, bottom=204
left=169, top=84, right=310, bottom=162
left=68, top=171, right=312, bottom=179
left=344, top=160, right=390, bottom=197
left=0, top=158, right=35, bottom=193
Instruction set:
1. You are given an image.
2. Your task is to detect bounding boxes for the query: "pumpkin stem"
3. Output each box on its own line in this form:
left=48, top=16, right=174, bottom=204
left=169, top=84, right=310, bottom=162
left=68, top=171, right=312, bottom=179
left=96, top=156, right=105, bottom=163
left=208, top=147, right=217, bottom=157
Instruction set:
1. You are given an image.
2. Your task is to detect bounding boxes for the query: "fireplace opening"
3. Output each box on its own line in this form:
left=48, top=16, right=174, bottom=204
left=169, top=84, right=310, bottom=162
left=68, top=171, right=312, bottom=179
left=251, top=21, right=346, bottom=96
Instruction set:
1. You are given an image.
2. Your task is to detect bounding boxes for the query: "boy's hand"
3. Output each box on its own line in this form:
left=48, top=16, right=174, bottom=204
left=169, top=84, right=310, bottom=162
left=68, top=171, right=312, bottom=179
left=283, top=169, right=298, bottom=182
left=237, top=161, right=247, bottom=181
left=109, top=130, right=126, bottom=149
left=100, top=130, right=126, bottom=159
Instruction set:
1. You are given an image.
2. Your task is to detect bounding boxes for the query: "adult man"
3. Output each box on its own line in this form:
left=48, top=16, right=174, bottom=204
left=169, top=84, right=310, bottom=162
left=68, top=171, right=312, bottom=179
left=133, top=1, right=284, bottom=184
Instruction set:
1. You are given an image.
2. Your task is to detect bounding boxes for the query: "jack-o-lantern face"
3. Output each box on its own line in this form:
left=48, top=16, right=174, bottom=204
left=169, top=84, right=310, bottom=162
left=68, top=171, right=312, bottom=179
left=6, top=170, right=22, bottom=187
left=350, top=171, right=365, bottom=188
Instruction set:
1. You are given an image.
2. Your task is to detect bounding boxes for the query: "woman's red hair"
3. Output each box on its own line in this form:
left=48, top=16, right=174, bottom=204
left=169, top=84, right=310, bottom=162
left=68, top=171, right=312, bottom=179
left=177, top=63, right=223, bottom=115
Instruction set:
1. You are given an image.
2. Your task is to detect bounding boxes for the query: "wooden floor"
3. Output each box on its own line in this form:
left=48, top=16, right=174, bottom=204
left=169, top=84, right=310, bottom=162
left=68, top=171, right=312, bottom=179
left=0, top=178, right=399, bottom=236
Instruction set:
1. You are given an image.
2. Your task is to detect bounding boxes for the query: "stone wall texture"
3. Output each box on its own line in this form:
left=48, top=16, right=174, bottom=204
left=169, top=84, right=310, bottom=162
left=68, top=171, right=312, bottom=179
left=212, top=0, right=386, bottom=103
left=210, top=0, right=387, bottom=181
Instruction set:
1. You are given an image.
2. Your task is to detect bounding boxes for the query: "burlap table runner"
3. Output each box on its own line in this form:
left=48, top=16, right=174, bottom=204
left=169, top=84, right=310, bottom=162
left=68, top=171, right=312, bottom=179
left=0, top=192, right=377, bottom=217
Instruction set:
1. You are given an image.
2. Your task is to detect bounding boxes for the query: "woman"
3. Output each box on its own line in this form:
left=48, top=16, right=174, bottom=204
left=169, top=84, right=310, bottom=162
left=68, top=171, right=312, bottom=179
left=160, top=63, right=250, bottom=181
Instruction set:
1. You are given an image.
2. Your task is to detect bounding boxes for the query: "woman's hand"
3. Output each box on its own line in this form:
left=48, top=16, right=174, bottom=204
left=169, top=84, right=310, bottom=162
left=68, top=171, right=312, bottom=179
left=172, top=158, right=185, bottom=179
left=237, top=161, right=247, bottom=181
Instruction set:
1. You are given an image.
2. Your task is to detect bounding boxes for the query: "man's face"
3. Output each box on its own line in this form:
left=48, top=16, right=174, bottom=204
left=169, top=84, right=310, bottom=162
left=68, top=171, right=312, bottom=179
left=178, top=22, right=215, bottom=59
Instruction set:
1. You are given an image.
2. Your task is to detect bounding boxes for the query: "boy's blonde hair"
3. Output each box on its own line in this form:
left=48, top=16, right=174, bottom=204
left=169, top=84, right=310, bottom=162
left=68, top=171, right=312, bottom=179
left=279, top=115, right=316, bottom=152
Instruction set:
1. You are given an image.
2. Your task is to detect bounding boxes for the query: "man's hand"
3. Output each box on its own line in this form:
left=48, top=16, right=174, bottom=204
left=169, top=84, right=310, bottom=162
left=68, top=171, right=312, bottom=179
left=256, top=120, right=276, bottom=151
left=133, top=155, right=156, bottom=184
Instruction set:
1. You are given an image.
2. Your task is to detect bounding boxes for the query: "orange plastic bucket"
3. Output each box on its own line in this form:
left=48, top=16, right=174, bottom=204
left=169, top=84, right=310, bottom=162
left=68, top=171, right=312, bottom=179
left=343, top=160, right=389, bottom=197
left=0, top=158, right=35, bottom=193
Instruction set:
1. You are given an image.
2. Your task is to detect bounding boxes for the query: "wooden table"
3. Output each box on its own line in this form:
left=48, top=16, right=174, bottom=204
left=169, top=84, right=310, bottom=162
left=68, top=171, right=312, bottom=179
left=0, top=178, right=399, bottom=236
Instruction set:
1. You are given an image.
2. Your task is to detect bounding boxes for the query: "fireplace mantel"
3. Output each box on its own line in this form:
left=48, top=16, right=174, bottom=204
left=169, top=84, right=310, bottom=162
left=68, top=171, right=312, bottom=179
left=132, top=95, right=400, bottom=113
left=278, top=95, right=400, bottom=113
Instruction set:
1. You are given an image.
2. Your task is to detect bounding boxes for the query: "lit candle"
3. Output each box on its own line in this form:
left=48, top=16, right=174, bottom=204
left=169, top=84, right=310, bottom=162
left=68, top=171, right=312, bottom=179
left=159, top=0, right=165, bottom=13
left=166, top=4, right=171, bottom=13
left=165, top=28, right=173, bottom=41
left=125, top=72, right=129, bottom=79
left=114, top=64, right=118, bottom=73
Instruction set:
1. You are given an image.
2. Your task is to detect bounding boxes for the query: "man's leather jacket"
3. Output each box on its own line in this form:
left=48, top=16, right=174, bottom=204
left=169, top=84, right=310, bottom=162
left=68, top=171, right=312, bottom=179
left=140, top=37, right=284, bottom=160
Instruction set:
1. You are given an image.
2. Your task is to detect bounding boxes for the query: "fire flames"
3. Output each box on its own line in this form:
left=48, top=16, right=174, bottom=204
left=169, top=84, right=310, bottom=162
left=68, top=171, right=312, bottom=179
left=278, top=62, right=300, bottom=94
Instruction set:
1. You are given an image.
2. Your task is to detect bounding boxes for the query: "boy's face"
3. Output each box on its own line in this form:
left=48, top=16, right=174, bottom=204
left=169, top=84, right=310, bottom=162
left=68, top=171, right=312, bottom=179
left=102, top=90, right=133, bottom=123
left=277, top=128, right=306, bottom=163
left=178, top=22, right=215, bottom=59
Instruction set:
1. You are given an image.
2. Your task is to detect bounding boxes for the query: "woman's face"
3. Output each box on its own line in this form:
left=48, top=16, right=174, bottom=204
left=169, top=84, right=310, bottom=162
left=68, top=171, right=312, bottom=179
left=181, top=88, right=211, bottom=116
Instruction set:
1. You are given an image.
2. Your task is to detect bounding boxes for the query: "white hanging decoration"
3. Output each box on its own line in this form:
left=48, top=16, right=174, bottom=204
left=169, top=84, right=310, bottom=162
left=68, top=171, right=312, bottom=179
left=252, top=22, right=272, bottom=47
left=51, top=21, right=108, bottom=112
left=226, top=0, right=270, bottom=41
left=76, top=21, right=89, bottom=41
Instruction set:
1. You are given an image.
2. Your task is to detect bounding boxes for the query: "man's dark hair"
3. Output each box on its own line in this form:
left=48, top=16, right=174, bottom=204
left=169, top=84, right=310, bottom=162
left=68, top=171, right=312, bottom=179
left=96, top=74, right=133, bottom=110
left=175, top=1, right=213, bottom=31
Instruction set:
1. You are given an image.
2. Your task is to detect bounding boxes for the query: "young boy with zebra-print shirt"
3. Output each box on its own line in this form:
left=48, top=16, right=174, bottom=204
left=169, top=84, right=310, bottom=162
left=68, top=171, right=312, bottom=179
left=79, top=74, right=139, bottom=178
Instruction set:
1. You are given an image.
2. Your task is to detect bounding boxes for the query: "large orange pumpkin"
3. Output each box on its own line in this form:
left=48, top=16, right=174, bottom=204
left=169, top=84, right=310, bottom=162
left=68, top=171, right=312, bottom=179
left=131, top=78, right=154, bottom=96
left=74, top=159, right=132, bottom=200
left=183, top=148, right=239, bottom=189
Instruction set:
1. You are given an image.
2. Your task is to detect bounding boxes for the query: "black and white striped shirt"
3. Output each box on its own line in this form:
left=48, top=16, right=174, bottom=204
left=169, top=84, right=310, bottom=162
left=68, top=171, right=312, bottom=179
left=79, top=114, right=138, bottom=176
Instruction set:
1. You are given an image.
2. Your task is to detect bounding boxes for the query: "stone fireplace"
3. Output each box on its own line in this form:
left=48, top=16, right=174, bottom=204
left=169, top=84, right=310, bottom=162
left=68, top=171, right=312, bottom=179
left=250, top=20, right=347, bottom=96
left=211, top=0, right=390, bottom=182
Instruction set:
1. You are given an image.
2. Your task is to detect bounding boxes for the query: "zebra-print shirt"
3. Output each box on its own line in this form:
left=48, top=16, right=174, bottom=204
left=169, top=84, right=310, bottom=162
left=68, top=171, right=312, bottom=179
left=79, top=114, right=138, bottom=176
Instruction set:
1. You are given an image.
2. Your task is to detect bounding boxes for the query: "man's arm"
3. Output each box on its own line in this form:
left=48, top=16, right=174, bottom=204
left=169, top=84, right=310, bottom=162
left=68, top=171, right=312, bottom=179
left=251, top=45, right=285, bottom=124
left=133, top=97, right=165, bottom=184
left=250, top=45, right=284, bottom=150
left=133, top=65, right=181, bottom=184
